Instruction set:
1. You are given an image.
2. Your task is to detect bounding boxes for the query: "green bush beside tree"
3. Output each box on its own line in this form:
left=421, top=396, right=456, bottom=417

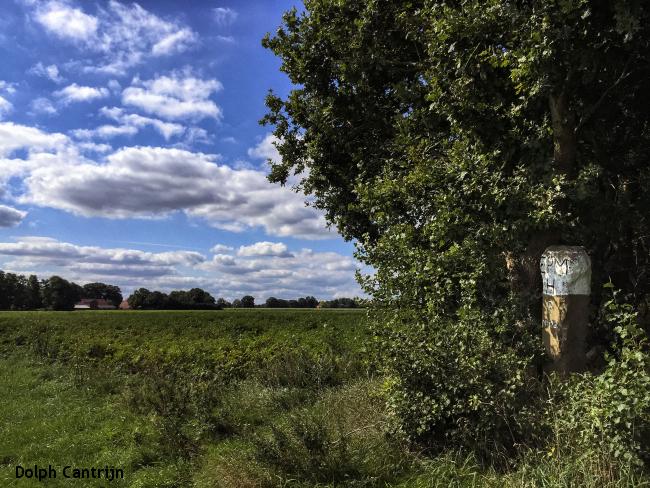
left=262, top=0, right=650, bottom=463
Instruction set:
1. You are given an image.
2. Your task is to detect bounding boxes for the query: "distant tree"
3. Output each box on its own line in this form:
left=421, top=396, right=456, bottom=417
left=231, top=298, right=242, bottom=308
left=304, top=296, right=319, bottom=308
left=145, top=291, right=169, bottom=309
left=41, top=276, right=81, bottom=310
left=0, top=271, right=28, bottom=310
left=240, top=295, right=255, bottom=308
left=266, top=296, right=280, bottom=308
left=127, top=288, right=151, bottom=309
left=168, top=290, right=189, bottom=307
left=188, top=288, right=215, bottom=305
left=82, top=282, right=123, bottom=307
left=320, top=297, right=358, bottom=309
left=0, top=271, right=10, bottom=309
left=26, top=275, right=42, bottom=309
left=216, top=298, right=232, bottom=308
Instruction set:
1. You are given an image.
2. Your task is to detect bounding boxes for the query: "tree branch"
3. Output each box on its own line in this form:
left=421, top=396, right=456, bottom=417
left=575, top=57, right=633, bottom=133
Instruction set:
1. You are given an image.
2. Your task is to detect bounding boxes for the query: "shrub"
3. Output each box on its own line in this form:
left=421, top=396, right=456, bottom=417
left=376, top=305, right=544, bottom=462
left=550, top=286, right=650, bottom=468
left=253, top=380, right=411, bottom=485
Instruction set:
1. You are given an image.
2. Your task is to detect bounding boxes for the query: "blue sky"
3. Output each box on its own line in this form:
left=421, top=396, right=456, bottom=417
left=0, top=0, right=363, bottom=301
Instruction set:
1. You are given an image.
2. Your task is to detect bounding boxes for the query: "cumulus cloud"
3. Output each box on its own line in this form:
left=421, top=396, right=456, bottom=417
left=71, top=125, right=138, bottom=140
left=151, top=28, right=196, bottom=56
left=30, top=97, right=58, bottom=115
left=210, top=244, right=234, bottom=253
left=71, top=107, right=185, bottom=141
left=29, top=62, right=64, bottom=83
left=0, top=96, right=12, bottom=119
left=33, top=0, right=99, bottom=42
left=0, top=122, right=68, bottom=157
left=198, top=247, right=362, bottom=299
left=0, top=236, right=203, bottom=269
left=0, top=237, right=363, bottom=300
left=0, top=122, right=332, bottom=240
left=18, top=145, right=331, bottom=239
left=213, top=7, right=238, bottom=26
left=0, top=205, right=27, bottom=227
left=237, top=241, right=293, bottom=258
left=248, top=133, right=281, bottom=165
left=77, top=142, right=112, bottom=153
left=101, top=107, right=185, bottom=140
left=28, top=1, right=197, bottom=75
left=122, top=72, right=222, bottom=121
left=53, top=83, right=109, bottom=104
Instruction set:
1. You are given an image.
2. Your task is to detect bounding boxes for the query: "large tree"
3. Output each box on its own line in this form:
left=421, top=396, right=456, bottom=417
left=263, top=0, right=650, bottom=451
left=41, top=276, right=82, bottom=311
left=82, top=282, right=123, bottom=307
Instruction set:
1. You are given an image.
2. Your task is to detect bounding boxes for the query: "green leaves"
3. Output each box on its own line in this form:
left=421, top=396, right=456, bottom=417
left=262, top=0, right=650, bottom=458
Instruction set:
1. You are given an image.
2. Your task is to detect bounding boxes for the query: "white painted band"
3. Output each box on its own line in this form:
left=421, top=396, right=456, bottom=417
left=540, top=246, right=591, bottom=296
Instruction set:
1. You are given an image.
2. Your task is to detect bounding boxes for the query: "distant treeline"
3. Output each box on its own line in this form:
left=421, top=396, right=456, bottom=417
left=0, top=271, right=122, bottom=311
left=0, top=269, right=363, bottom=311
left=127, top=288, right=221, bottom=310
left=127, top=290, right=364, bottom=309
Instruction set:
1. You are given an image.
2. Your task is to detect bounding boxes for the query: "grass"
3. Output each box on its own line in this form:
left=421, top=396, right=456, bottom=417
left=1, top=309, right=648, bottom=487
left=0, top=356, right=189, bottom=487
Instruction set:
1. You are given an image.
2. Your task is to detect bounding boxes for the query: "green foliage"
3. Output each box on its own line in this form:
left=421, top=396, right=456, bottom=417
left=41, top=275, right=81, bottom=310
left=378, top=307, right=543, bottom=458
left=2, top=310, right=649, bottom=486
left=253, top=380, right=409, bottom=486
left=263, top=0, right=650, bottom=456
left=126, top=287, right=220, bottom=310
left=82, top=282, right=123, bottom=307
left=550, top=286, right=650, bottom=467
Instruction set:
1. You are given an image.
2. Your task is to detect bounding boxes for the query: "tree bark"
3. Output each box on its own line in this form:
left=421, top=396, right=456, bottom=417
left=507, top=91, right=576, bottom=322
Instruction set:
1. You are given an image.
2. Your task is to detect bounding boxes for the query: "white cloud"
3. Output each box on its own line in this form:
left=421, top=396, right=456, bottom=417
left=70, top=107, right=184, bottom=141
left=0, top=96, right=12, bottom=119
left=100, top=107, right=185, bottom=140
left=30, top=97, right=58, bottom=115
left=77, top=142, right=112, bottom=153
left=237, top=241, right=292, bottom=258
left=29, top=62, right=64, bottom=83
left=151, top=28, right=197, bottom=56
left=28, top=1, right=198, bottom=75
left=210, top=244, right=234, bottom=254
left=248, top=133, right=281, bottom=163
left=0, top=81, right=17, bottom=95
left=213, top=7, right=237, bottom=26
left=18, top=145, right=331, bottom=239
left=198, top=247, right=362, bottom=300
left=34, top=0, right=99, bottom=42
left=0, top=205, right=27, bottom=227
left=184, top=127, right=212, bottom=145
left=53, top=83, right=109, bottom=104
left=72, top=125, right=138, bottom=139
left=122, top=72, right=222, bottom=121
left=0, top=236, right=363, bottom=300
left=0, top=236, right=203, bottom=279
left=0, top=122, right=68, bottom=157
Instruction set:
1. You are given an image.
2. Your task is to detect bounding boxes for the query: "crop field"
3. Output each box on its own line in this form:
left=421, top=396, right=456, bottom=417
left=0, top=309, right=398, bottom=487
left=4, top=310, right=643, bottom=488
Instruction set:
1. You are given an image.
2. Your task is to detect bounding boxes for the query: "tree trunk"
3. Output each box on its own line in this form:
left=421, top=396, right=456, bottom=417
left=507, top=91, right=576, bottom=322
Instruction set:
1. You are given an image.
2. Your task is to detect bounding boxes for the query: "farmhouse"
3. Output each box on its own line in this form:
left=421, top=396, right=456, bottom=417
left=74, top=299, right=116, bottom=310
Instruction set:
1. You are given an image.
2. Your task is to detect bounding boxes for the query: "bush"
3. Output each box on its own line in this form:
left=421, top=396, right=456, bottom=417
left=550, top=286, right=650, bottom=468
left=253, top=380, right=410, bottom=485
left=377, top=305, right=544, bottom=462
